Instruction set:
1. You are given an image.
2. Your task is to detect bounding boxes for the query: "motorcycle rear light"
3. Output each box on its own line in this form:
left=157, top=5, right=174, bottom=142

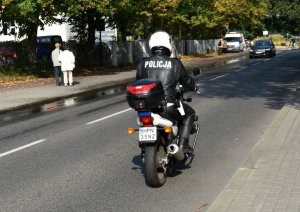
left=127, top=83, right=157, bottom=94
left=139, top=116, right=153, bottom=126
left=13, top=53, right=17, bottom=59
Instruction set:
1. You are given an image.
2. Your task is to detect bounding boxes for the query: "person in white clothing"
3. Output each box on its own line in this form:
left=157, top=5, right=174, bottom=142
left=58, top=44, right=75, bottom=86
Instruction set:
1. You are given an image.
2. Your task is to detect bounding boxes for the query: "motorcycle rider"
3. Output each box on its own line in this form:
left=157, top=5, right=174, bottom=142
left=136, top=31, right=197, bottom=153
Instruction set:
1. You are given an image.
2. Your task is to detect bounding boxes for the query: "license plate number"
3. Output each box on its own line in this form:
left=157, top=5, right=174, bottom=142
left=139, top=127, right=157, bottom=141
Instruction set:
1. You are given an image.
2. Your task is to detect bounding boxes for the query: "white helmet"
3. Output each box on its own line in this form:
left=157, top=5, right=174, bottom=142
left=149, top=31, right=172, bottom=53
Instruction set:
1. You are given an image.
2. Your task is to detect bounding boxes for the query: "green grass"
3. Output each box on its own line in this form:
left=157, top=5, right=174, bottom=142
left=0, top=67, right=38, bottom=83
left=0, top=74, right=37, bottom=83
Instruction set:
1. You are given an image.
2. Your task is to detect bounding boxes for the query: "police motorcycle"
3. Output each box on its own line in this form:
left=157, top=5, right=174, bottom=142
left=126, top=68, right=200, bottom=187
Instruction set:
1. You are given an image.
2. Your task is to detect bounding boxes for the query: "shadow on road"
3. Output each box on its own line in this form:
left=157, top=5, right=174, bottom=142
left=131, top=154, right=195, bottom=179
left=196, top=54, right=300, bottom=110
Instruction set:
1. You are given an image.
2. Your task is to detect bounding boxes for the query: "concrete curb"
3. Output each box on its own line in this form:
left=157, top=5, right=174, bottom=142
left=0, top=78, right=135, bottom=114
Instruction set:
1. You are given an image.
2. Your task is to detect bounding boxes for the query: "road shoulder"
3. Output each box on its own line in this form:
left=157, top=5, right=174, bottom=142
left=207, top=100, right=300, bottom=211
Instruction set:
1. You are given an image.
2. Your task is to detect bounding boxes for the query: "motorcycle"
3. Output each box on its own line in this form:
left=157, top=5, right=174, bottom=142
left=126, top=68, right=200, bottom=187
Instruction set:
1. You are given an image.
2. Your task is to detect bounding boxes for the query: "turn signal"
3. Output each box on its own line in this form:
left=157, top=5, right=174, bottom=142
left=128, top=128, right=135, bottom=135
left=164, top=127, right=172, bottom=134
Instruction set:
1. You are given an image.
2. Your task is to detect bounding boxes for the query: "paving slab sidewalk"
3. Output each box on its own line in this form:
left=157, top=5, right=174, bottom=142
left=0, top=52, right=246, bottom=113
left=207, top=90, right=300, bottom=211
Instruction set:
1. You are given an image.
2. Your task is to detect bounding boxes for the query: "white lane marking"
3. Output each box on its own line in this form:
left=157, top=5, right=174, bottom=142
left=209, top=73, right=230, bottom=81
left=86, top=108, right=132, bottom=125
left=251, top=62, right=261, bottom=66
left=264, top=58, right=270, bottom=61
left=235, top=67, right=247, bottom=72
left=0, top=139, right=47, bottom=158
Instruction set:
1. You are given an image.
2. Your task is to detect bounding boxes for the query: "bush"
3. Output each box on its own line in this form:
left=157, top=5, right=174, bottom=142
left=270, top=34, right=286, bottom=46
left=281, top=42, right=287, bottom=46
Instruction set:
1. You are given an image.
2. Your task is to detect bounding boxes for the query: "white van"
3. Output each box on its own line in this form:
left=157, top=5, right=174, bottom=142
left=224, top=32, right=245, bottom=52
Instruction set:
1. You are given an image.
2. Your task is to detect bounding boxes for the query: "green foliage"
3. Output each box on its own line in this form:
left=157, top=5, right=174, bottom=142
left=1, top=0, right=299, bottom=74
left=214, top=0, right=270, bottom=34
left=266, top=0, right=300, bottom=35
left=170, top=0, right=219, bottom=39
left=106, top=0, right=145, bottom=41
left=1, top=0, right=64, bottom=66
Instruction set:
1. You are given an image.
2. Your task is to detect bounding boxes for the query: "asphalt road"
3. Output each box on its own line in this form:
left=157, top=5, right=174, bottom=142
left=0, top=50, right=300, bottom=212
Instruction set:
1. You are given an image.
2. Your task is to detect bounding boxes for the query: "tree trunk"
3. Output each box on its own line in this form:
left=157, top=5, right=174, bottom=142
left=120, top=24, right=127, bottom=42
left=87, top=10, right=96, bottom=51
left=87, top=10, right=97, bottom=66
left=27, top=24, right=38, bottom=70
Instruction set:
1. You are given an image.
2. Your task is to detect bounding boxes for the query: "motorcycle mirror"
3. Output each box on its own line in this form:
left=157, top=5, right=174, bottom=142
left=192, top=68, right=201, bottom=76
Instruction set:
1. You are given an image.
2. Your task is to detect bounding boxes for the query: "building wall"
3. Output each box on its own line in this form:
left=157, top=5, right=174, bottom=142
left=38, top=23, right=74, bottom=42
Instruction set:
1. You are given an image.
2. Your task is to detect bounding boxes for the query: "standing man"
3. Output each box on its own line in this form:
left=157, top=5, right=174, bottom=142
left=51, top=42, right=62, bottom=86
left=218, top=37, right=227, bottom=54
left=291, top=37, right=296, bottom=49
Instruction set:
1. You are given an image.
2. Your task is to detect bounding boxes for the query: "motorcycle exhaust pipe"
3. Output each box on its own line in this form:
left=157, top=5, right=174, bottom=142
left=167, top=144, right=185, bottom=161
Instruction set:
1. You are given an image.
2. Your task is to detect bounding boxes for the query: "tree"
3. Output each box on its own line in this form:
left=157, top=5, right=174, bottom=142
left=1, top=0, right=62, bottom=65
left=64, top=0, right=109, bottom=46
left=106, top=0, right=142, bottom=41
left=267, top=0, right=300, bottom=35
left=214, top=0, right=270, bottom=36
left=171, top=0, right=219, bottom=39
left=107, top=0, right=181, bottom=41
left=61, top=0, right=109, bottom=66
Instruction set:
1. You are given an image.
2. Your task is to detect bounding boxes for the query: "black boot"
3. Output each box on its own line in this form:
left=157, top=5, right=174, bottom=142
left=178, top=108, right=195, bottom=154
left=179, top=114, right=195, bottom=143
left=179, top=138, right=194, bottom=154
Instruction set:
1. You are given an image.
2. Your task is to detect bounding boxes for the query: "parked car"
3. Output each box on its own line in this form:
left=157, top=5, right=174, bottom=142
left=37, top=35, right=63, bottom=63
left=249, top=40, right=276, bottom=58
left=0, top=42, right=18, bottom=64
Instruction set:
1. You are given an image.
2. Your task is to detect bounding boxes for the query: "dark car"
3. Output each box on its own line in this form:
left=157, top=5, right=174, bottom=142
left=0, top=42, right=18, bottom=64
left=37, top=35, right=63, bottom=63
left=249, top=40, right=276, bottom=58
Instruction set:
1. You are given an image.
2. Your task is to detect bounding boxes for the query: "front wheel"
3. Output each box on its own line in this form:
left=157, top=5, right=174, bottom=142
left=144, top=142, right=167, bottom=187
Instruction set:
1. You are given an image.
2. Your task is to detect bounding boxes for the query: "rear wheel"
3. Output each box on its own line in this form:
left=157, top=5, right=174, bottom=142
left=144, top=142, right=167, bottom=187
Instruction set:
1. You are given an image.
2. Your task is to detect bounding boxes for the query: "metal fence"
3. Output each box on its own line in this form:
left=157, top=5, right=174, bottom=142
left=108, top=39, right=219, bottom=67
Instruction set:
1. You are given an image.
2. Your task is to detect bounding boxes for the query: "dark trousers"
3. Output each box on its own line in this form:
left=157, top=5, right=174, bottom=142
left=163, top=102, right=195, bottom=147
left=54, top=66, right=62, bottom=85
